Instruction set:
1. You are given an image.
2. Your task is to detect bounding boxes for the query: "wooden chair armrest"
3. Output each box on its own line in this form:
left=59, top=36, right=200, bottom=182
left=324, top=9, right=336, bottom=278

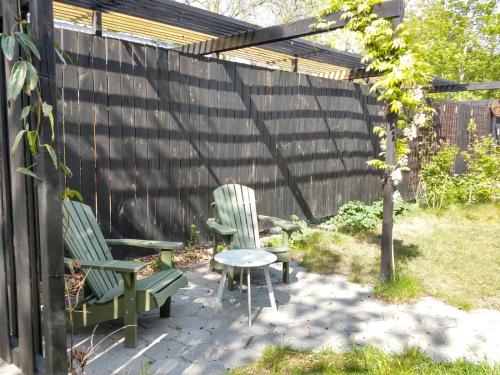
left=106, top=239, right=183, bottom=250
left=64, top=257, right=147, bottom=273
left=257, top=215, right=301, bottom=232
left=207, top=218, right=238, bottom=236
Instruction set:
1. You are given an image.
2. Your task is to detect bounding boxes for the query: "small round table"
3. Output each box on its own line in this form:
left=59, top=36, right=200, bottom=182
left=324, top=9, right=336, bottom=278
left=214, top=250, right=278, bottom=327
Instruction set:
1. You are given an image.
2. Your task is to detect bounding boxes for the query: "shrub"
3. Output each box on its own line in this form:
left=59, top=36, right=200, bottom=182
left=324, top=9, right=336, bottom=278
left=419, top=134, right=499, bottom=208
left=332, top=200, right=381, bottom=232
left=329, top=199, right=411, bottom=233
left=462, top=135, right=500, bottom=203
left=419, top=144, right=459, bottom=209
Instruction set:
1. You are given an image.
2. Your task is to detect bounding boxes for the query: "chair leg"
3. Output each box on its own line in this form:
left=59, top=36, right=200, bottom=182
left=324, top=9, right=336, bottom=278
left=160, top=296, right=171, bottom=318
left=228, top=266, right=235, bottom=290
left=283, top=262, right=290, bottom=284
left=123, top=274, right=137, bottom=348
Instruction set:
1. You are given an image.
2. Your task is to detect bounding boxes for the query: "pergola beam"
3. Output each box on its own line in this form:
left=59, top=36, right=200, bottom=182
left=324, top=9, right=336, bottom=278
left=179, top=0, right=403, bottom=55
left=429, top=81, right=500, bottom=93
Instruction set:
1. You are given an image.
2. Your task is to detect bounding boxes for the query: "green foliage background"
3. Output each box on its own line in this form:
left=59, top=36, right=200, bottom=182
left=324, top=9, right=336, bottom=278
left=406, top=0, right=500, bottom=99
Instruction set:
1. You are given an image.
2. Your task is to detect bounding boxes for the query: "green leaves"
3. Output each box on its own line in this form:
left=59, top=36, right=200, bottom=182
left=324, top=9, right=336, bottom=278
left=42, top=144, right=58, bottom=168
left=15, top=31, right=40, bottom=60
left=54, top=42, right=73, bottom=65
left=1, top=31, right=41, bottom=63
left=42, top=102, right=55, bottom=140
left=62, top=188, right=83, bottom=202
left=367, top=159, right=389, bottom=170
left=1, top=34, right=15, bottom=60
left=24, top=62, right=38, bottom=95
left=16, top=166, right=40, bottom=180
left=21, top=105, right=31, bottom=123
left=10, top=129, right=27, bottom=154
left=4, top=22, right=69, bottom=187
left=26, top=131, right=38, bottom=154
left=59, top=162, right=73, bottom=177
left=7, top=60, right=27, bottom=103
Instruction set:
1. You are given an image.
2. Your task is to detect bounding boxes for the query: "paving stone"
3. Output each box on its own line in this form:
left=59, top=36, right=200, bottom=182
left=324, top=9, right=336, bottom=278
left=68, top=260, right=500, bottom=375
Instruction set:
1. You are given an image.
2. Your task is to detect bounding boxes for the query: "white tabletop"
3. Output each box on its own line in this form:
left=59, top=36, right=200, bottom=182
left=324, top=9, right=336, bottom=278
left=214, top=250, right=277, bottom=268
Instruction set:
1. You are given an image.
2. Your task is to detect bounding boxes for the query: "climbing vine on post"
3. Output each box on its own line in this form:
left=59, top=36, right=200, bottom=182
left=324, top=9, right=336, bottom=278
left=1, top=17, right=80, bottom=200
left=319, top=0, right=434, bottom=282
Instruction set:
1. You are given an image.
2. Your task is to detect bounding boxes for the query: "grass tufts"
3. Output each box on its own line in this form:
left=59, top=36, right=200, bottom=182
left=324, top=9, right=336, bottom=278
left=374, top=273, right=424, bottom=303
left=229, top=345, right=500, bottom=375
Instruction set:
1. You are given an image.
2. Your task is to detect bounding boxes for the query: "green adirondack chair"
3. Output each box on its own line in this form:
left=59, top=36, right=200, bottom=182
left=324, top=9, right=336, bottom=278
left=207, top=184, right=300, bottom=289
left=62, top=200, right=188, bottom=348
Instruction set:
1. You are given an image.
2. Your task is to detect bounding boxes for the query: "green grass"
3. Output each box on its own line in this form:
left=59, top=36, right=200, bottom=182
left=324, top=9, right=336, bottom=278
left=268, top=203, right=500, bottom=310
left=229, top=345, right=500, bottom=375
left=374, top=274, right=424, bottom=303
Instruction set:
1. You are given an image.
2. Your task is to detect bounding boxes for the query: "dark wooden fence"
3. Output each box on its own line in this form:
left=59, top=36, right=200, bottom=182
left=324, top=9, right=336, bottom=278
left=55, top=29, right=384, bottom=250
left=402, top=100, right=497, bottom=196
left=1, top=1, right=66, bottom=374
left=437, top=101, right=495, bottom=173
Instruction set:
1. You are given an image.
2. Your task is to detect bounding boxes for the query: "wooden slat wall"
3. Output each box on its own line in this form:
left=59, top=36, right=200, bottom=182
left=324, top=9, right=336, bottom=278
left=400, top=100, right=495, bottom=199
left=57, top=30, right=383, bottom=251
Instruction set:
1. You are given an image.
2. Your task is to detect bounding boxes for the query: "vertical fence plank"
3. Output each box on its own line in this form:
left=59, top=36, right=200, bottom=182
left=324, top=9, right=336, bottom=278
left=0, top=43, right=12, bottom=364
left=178, top=53, right=191, bottom=240
left=206, top=58, right=219, bottom=216
left=188, top=56, right=200, bottom=233
left=108, top=38, right=124, bottom=238
left=78, top=32, right=96, bottom=209
left=120, top=41, right=137, bottom=241
left=157, top=48, right=171, bottom=239
left=145, top=45, right=160, bottom=240
left=134, top=44, right=148, bottom=239
left=62, top=29, right=81, bottom=196
left=166, top=51, right=181, bottom=238
left=198, top=58, right=210, bottom=237
left=93, top=35, right=111, bottom=235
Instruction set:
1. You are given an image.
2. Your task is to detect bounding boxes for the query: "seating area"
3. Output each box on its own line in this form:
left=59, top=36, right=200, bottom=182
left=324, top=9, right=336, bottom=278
left=1, top=0, right=499, bottom=374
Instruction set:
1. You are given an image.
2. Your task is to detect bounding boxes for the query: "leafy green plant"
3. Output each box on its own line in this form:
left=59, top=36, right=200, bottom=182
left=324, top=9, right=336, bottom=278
left=1, top=17, right=80, bottom=200
left=419, top=144, right=459, bottom=210
left=462, top=135, right=499, bottom=203
left=187, top=224, right=200, bottom=247
left=332, top=201, right=381, bottom=232
left=321, top=200, right=411, bottom=233
left=149, top=259, right=161, bottom=273
left=419, top=130, right=499, bottom=208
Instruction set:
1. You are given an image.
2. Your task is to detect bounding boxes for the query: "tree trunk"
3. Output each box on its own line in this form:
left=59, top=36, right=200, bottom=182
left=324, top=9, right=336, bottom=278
left=381, top=114, right=396, bottom=282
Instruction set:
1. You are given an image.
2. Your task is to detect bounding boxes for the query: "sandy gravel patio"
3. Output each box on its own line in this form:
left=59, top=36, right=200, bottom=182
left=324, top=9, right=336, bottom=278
left=62, top=260, right=500, bottom=374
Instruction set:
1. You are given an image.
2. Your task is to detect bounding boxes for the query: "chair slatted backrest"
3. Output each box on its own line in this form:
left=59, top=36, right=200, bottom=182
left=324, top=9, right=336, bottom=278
left=62, top=200, right=120, bottom=299
left=213, top=184, right=260, bottom=249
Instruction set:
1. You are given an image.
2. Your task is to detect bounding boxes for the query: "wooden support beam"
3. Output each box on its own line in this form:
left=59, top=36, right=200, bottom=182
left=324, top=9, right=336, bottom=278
left=2, top=1, right=38, bottom=373
left=92, top=9, right=102, bottom=36
left=429, top=81, right=500, bottom=93
left=179, top=0, right=403, bottom=55
left=29, top=0, right=67, bottom=373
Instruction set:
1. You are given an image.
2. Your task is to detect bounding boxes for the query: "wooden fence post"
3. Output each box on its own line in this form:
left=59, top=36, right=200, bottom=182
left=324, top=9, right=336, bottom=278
left=2, top=1, right=41, bottom=373
left=29, top=0, right=67, bottom=373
